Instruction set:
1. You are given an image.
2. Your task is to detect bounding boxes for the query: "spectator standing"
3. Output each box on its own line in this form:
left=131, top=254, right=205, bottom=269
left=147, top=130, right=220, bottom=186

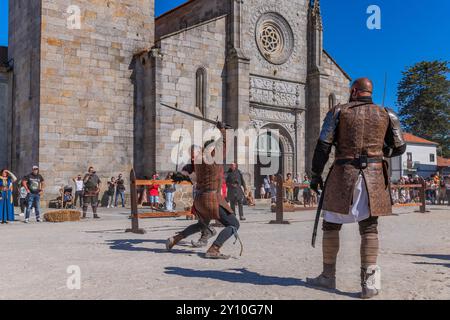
left=164, top=172, right=176, bottom=212
left=430, top=179, right=437, bottom=205
left=293, top=173, right=301, bottom=202
left=285, top=173, right=294, bottom=201
left=226, top=163, right=247, bottom=221
left=302, top=175, right=312, bottom=207
left=259, top=184, right=266, bottom=199
left=269, top=175, right=277, bottom=204
left=107, top=177, right=116, bottom=208
left=438, top=178, right=447, bottom=205
left=115, top=173, right=126, bottom=208
left=23, top=165, right=45, bottom=223
left=82, top=166, right=101, bottom=219
left=445, top=176, right=450, bottom=206
left=149, top=172, right=160, bottom=209
left=18, top=181, right=28, bottom=217
left=72, top=175, right=84, bottom=208
left=263, top=176, right=271, bottom=199
left=0, top=169, right=17, bottom=224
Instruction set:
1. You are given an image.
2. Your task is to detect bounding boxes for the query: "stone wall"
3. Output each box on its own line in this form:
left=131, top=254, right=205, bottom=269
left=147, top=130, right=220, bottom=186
left=32, top=0, right=154, bottom=200
left=140, top=16, right=228, bottom=175
left=0, top=71, right=9, bottom=168
left=8, top=0, right=42, bottom=180
left=242, top=0, right=309, bottom=179
left=155, top=0, right=229, bottom=39
left=320, top=51, right=351, bottom=117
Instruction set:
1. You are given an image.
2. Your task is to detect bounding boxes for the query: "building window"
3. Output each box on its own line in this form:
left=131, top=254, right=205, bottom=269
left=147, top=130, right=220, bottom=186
left=430, top=154, right=435, bottom=162
left=195, top=68, right=207, bottom=115
left=406, top=152, right=413, bottom=169
left=328, top=93, right=336, bottom=110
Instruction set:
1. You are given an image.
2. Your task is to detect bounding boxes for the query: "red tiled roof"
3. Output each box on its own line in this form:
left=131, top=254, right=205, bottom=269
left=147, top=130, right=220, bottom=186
left=437, top=156, right=450, bottom=167
left=403, top=133, right=438, bottom=145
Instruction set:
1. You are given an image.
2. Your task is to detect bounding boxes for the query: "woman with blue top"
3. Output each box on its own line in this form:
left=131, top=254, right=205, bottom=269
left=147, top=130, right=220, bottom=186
left=0, top=169, right=17, bottom=224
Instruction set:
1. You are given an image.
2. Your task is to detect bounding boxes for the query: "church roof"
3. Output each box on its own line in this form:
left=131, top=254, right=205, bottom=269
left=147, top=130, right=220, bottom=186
left=323, top=49, right=352, bottom=81
left=156, top=0, right=193, bottom=19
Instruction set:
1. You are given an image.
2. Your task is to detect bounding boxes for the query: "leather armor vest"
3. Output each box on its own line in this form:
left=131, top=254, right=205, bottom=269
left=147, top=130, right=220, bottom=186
left=335, top=102, right=390, bottom=160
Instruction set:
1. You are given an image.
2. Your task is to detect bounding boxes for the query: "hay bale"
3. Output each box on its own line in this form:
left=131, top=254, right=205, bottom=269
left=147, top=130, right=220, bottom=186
left=44, top=210, right=81, bottom=222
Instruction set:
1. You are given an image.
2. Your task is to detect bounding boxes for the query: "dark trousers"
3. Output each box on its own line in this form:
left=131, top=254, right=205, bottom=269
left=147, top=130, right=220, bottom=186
left=214, top=207, right=240, bottom=247
left=230, top=198, right=244, bottom=218
left=74, top=191, right=83, bottom=207
left=19, top=198, right=27, bottom=213
left=83, top=195, right=98, bottom=215
left=294, top=187, right=300, bottom=201
left=180, top=219, right=211, bottom=239
left=180, top=207, right=240, bottom=248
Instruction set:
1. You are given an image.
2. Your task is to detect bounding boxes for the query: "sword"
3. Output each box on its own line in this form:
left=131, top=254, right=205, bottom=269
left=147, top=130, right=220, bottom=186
left=311, top=187, right=325, bottom=248
left=160, top=102, right=232, bottom=128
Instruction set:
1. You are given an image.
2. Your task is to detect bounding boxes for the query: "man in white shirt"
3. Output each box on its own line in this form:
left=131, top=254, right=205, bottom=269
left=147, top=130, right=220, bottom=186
left=73, top=175, right=84, bottom=208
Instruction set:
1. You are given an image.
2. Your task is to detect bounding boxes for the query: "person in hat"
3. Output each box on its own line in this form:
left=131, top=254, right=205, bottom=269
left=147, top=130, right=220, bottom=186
left=23, top=165, right=45, bottom=223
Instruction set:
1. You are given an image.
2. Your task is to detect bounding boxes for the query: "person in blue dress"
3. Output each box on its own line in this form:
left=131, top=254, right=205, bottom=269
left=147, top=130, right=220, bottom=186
left=0, top=169, right=17, bottom=224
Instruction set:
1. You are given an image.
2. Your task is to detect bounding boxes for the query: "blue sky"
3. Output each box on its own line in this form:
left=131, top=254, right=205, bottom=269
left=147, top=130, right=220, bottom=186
left=1, top=0, right=449, bottom=109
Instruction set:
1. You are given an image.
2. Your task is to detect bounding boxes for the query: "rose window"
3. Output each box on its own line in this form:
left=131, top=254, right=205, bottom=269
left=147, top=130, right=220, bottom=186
left=260, top=24, right=282, bottom=55
left=255, top=13, right=294, bottom=65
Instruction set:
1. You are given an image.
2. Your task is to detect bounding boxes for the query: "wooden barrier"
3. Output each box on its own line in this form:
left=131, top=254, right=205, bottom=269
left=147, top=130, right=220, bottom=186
left=125, top=169, right=195, bottom=234
left=391, top=178, right=428, bottom=213
left=274, top=176, right=428, bottom=216
left=269, top=174, right=290, bottom=224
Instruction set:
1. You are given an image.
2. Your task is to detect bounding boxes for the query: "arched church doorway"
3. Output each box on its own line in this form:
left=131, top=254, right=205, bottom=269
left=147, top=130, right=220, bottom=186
left=254, top=125, right=294, bottom=198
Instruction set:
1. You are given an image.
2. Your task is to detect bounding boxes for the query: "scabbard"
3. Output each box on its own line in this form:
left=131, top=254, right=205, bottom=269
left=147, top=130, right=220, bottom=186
left=311, top=189, right=325, bottom=248
left=382, top=160, right=394, bottom=205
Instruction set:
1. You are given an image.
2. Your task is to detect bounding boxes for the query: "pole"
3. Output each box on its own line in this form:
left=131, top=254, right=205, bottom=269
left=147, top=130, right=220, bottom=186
left=126, top=169, right=146, bottom=234
left=382, top=73, right=387, bottom=107
left=270, top=174, right=290, bottom=224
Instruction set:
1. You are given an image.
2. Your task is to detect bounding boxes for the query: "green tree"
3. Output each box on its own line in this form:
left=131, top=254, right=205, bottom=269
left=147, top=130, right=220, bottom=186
left=397, top=61, right=450, bottom=157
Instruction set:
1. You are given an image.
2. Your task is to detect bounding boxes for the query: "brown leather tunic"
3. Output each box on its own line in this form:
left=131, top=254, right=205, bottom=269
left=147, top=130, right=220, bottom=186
left=193, top=129, right=233, bottom=221
left=322, top=102, right=393, bottom=216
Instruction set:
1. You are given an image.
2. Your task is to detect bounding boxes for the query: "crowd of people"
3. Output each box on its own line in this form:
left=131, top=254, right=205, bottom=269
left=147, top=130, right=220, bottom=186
left=391, top=173, right=450, bottom=205
left=259, top=173, right=317, bottom=207
left=1, top=163, right=449, bottom=225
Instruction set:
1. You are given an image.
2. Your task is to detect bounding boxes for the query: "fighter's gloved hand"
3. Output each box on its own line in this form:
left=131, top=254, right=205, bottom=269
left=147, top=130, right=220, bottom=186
left=172, top=172, right=192, bottom=184
left=310, top=175, right=323, bottom=193
left=216, top=121, right=225, bottom=130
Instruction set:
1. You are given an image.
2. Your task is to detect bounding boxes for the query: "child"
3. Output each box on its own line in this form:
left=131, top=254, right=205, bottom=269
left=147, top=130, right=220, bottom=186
left=149, top=172, right=160, bottom=209
left=260, top=184, right=266, bottom=199
left=18, top=181, right=28, bottom=217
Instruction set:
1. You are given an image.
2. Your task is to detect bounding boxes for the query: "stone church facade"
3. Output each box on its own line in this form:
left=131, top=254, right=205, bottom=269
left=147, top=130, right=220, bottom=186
left=0, top=0, right=350, bottom=202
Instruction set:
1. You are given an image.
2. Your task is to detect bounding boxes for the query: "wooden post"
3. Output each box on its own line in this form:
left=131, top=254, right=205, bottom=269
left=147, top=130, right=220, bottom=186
left=418, top=177, right=428, bottom=214
left=126, top=169, right=146, bottom=234
left=270, top=174, right=290, bottom=224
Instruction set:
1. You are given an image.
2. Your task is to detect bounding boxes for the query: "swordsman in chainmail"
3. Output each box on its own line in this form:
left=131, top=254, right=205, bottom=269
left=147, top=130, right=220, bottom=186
left=306, top=78, right=406, bottom=299
left=166, top=122, right=240, bottom=259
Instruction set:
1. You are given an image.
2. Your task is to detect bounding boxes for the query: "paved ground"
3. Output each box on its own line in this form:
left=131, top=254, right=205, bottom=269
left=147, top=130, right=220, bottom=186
left=1, top=203, right=449, bottom=300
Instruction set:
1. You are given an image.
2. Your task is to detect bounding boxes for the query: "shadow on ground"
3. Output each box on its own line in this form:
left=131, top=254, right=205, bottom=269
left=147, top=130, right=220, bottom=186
left=164, top=267, right=360, bottom=298
left=106, top=239, right=197, bottom=254
left=399, top=253, right=450, bottom=268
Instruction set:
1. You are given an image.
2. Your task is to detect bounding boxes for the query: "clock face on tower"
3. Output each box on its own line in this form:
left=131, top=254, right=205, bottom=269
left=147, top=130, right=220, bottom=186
left=255, top=12, right=294, bottom=65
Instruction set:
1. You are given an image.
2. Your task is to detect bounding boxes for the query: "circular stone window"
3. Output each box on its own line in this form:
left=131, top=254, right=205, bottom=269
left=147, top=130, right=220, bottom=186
left=256, top=12, right=294, bottom=65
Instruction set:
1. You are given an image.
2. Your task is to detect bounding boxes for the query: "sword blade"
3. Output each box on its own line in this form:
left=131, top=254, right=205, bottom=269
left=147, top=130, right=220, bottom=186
left=160, top=102, right=218, bottom=125
left=311, top=189, right=325, bottom=248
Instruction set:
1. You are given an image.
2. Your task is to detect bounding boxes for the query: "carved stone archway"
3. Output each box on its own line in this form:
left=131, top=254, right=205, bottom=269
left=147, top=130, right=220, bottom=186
left=253, top=123, right=295, bottom=198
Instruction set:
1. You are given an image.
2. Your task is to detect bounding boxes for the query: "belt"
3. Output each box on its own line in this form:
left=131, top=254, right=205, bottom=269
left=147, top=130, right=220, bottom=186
left=196, top=189, right=217, bottom=196
left=335, top=156, right=383, bottom=169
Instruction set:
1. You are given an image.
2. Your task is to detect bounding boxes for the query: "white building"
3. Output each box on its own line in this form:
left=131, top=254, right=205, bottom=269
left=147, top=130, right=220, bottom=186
left=391, top=133, right=439, bottom=181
